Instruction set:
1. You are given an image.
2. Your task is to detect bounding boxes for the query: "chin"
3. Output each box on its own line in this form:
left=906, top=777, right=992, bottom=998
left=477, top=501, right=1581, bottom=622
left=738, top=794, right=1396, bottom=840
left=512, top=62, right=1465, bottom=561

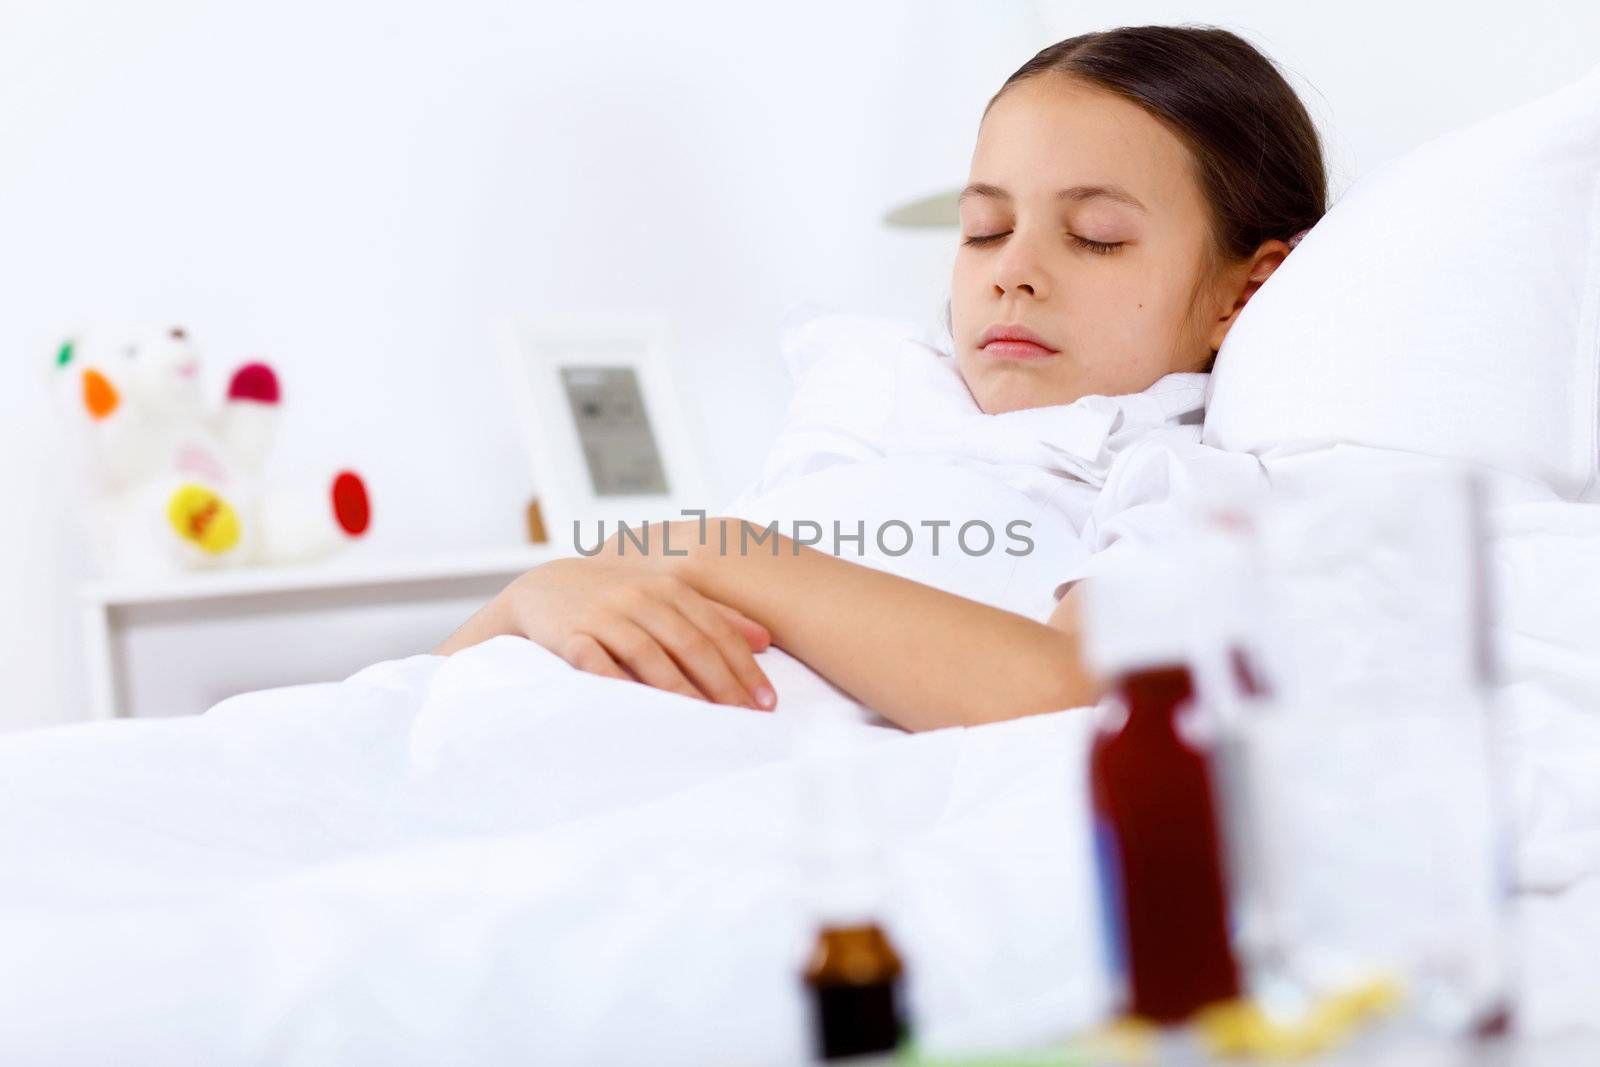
left=958, top=350, right=1090, bottom=413
left=970, top=376, right=1083, bottom=415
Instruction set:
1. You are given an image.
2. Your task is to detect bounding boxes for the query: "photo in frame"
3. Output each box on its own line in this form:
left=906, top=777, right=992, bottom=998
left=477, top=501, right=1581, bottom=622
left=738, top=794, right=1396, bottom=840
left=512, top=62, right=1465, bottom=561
left=492, top=315, right=712, bottom=552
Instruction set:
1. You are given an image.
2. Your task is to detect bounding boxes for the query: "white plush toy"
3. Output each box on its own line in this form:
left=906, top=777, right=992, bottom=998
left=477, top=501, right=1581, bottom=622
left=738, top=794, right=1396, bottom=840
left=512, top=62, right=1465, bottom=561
left=53, top=325, right=370, bottom=576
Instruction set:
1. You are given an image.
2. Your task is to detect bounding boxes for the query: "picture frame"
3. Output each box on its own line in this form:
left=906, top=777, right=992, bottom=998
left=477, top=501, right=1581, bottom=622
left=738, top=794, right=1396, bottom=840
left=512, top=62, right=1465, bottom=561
left=492, top=314, right=711, bottom=552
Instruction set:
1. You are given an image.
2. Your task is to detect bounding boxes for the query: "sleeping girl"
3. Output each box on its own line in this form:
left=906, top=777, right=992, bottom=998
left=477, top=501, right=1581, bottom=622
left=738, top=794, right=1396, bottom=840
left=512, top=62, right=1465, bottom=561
left=437, top=24, right=1328, bottom=732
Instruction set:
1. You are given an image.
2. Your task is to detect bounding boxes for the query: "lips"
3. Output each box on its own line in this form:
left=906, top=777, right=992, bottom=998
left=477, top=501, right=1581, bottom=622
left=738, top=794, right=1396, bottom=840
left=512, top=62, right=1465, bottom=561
left=978, top=323, right=1060, bottom=360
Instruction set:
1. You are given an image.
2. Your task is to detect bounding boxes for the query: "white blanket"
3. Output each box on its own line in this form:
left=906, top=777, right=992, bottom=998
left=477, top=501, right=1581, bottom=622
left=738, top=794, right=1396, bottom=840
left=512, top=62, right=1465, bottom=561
left=4, top=345, right=1600, bottom=1062
left=5, top=507, right=1600, bottom=1062
left=4, top=362, right=1211, bottom=1065
left=0, top=639, right=1109, bottom=1064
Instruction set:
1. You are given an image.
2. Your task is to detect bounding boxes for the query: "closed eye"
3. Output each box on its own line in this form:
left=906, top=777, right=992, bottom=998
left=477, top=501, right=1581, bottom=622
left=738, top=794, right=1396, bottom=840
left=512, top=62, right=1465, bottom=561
left=1072, top=235, right=1123, bottom=255
left=961, top=231, right=1125, bottom=255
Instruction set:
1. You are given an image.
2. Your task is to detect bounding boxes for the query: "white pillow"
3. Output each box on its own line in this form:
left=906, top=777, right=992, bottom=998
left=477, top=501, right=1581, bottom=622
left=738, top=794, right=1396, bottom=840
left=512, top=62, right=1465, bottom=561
left=1204, top=64, right=1600, bottom=501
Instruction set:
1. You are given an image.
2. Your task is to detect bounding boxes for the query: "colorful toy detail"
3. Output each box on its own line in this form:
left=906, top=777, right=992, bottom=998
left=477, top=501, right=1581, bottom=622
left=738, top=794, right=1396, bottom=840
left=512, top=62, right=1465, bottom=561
left=331, top=470, right=370, bottom=536
left=166, top=483, right=242, bottom=555
left=81, top=367, right=120, bottom=420
left=54, top=324, right=370, bottom=576
left=227, top=362, right=281, bottom=404
left=176, top=443, right=231, bottom=485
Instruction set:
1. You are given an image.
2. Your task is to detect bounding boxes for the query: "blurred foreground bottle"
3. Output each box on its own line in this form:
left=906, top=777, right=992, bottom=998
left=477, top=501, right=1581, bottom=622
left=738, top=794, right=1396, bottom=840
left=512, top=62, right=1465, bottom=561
left=1239, top=470, right=1515, bottom=1039
left=798, top=720, right=908, bottom=1060
left=803, top=923, right=905, bottom=1060
left=1082, top=557, right=1242, bottom=1024
left=1076, top=473, right=1515, bottom=1054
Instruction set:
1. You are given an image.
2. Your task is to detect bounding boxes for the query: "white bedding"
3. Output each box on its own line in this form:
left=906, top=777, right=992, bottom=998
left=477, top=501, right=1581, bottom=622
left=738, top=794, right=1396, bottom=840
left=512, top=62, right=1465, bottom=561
left=5, top=495, right=1600, bottom=1064
left=0, top=638, right=1109, bottom=1064
left=1, top=369, right=1180, bottom=1064
left=4, top=350, right=1600, bottom=1062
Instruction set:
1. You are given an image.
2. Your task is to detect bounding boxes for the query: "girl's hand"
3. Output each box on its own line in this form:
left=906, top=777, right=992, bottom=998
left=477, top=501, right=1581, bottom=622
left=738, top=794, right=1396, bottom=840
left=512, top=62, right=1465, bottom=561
left=483, top=556, right=778, bottom=711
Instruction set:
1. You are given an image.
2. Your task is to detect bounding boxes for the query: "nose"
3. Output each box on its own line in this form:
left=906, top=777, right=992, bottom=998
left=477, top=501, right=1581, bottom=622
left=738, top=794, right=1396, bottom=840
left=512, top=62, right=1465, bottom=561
left=992, top=230, right=1052, bottom=301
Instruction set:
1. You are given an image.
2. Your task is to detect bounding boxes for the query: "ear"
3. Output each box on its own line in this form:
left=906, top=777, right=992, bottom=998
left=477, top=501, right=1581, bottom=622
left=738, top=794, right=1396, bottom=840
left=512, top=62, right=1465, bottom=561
left=1207, top=239, right=1291, bottom=352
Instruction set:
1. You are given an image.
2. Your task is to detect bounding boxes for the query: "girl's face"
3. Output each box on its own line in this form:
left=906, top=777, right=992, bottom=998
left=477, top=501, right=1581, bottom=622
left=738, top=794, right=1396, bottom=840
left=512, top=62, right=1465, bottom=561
left=951, top=74, right=1243, bottom=414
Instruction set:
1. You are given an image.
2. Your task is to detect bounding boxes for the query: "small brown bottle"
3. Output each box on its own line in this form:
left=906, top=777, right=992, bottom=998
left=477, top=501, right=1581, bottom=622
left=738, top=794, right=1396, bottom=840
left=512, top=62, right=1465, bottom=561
left=797, top=722, right=906, bottom=1060
left=803, top=922, right=905, bottom=1060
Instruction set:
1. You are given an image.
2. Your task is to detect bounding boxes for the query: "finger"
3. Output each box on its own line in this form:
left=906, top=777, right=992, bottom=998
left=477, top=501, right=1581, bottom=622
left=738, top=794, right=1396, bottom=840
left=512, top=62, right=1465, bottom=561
left=681, top=592, right=777, bottom=711
left=712, top=602, right=771, bottom=652
left=558, top=632, right=630, bottom=683
left=592, top=617, right=708, bottom=702
left=629, top=596, right=756, bottom=710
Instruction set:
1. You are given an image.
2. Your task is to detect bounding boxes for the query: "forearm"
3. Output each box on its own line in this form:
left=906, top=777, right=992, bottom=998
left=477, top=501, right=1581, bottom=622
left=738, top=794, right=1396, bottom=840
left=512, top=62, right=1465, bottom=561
left=677, top=519, right=1092, bottom=731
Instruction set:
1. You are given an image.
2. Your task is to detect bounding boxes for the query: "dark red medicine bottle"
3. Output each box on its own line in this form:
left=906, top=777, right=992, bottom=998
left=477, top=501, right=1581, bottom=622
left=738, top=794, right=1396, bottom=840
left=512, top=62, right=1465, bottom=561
left=1089, top=661, right=1241, bottom=1024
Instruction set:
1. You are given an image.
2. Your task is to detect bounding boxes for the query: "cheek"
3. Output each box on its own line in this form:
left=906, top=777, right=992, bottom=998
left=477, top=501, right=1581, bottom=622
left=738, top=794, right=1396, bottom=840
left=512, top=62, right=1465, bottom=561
left=1089, top=272, right=1191, bottom=348
left=948, top=260, right=982, bottom=334
left=950, top=252, right=978, bottom=292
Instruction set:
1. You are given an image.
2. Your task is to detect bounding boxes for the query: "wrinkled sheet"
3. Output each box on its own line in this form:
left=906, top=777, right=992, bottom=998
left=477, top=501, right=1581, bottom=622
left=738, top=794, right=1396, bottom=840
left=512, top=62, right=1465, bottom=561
left=0, top=638, right=1110, bottom=1065
left=3, top=497, right=1600, bottom=1064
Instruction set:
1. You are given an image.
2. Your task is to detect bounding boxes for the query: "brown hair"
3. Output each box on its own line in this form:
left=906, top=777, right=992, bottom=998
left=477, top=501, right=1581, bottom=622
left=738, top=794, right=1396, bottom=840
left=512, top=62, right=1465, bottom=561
left=989, top=25, right=1327, bottom=262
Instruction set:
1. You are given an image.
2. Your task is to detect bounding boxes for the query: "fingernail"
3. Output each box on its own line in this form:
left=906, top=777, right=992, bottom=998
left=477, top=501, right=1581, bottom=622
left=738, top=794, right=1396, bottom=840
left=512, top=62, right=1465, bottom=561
left=754, top=685, right=776, bottom=710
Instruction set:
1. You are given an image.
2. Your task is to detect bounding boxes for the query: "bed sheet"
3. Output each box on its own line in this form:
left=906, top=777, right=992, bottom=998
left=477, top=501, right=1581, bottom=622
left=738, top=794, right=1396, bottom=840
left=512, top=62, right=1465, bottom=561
left=2, top=499, right=1599, bottom=1064
left=0, top=637, right=1109, bottom=1064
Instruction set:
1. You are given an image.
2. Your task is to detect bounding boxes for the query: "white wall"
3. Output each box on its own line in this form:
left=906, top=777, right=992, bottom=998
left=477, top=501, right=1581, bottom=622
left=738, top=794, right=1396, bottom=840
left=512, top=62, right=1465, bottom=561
left=2, top=0, right=1596, bottom=730
left=1039, top=0, right=1600, bottom=193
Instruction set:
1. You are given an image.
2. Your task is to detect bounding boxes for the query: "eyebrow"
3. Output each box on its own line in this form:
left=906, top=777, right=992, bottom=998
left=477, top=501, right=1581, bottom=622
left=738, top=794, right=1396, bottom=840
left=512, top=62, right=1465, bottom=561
left=958, top=181, right=1148, bottom=213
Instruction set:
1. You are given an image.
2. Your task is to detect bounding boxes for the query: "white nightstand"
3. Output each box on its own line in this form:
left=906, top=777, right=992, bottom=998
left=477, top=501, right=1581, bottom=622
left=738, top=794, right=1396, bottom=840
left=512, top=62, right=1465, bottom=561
left=81, top=545, right=565, bottom=719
